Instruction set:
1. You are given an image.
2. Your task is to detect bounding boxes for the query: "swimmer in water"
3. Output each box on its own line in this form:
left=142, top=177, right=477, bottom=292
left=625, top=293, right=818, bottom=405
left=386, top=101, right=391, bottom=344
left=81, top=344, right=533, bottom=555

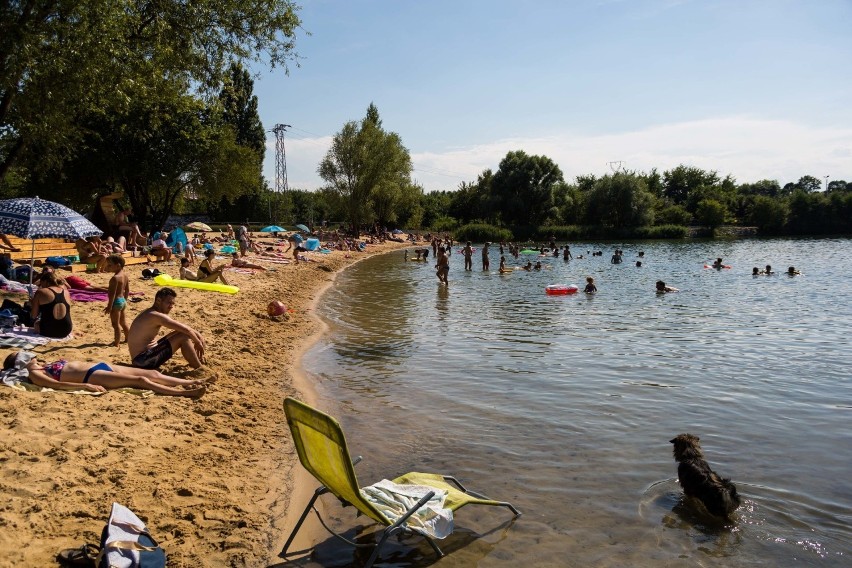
left=534, top=261, right=542, bottom=270
left=765, top=264, right=774, bottom=275
left=712, top=257, right=724, bottom=269
left=584, top=276, right=597, bottom=294
left=656, top=280, right=678, bottom=293
left=636, top=261, right=642, bottom=267
left=787, top=266, right=801, bottom=275
left=752, top=267, right=761, bottom=276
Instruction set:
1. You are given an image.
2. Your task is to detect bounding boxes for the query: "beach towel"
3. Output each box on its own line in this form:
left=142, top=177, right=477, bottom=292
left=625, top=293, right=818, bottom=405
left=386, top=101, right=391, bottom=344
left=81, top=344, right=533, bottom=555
left=0, top=330, right=53, bottom=348
left=68, top=290, right=144, bottom=303
left=361, top=479, right=453, bottom=539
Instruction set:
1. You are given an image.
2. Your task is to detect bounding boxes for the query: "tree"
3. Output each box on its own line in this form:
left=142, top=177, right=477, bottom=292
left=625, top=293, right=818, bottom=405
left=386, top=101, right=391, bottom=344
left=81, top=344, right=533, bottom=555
left=1, top=0, right=302, bottom=181
left=746, top=195, right=788, bottom=233
left=585, top=173, right=655, bottom=228
left=220, top=63, right=266, bottom=158
left=795, top=175, right=823, bottom=193
left=662, top=165, right=720, bottom=205
left=695, top=199, right=727, bottom=230
left=491, top=150, right=564, bottom=227
left=656, top=204, right=692, bottom=226
left=318, top=105, right=414, bottom=234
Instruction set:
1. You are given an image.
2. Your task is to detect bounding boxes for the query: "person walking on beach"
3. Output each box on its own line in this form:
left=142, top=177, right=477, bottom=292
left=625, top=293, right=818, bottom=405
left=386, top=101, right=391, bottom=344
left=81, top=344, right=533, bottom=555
left=128, top=288, right=206, bottom=369
left=462, top=241, right=473, bottom=271
left=482, top=242, right=490, bottom=271
left=104, top=255, right=130, bottom=348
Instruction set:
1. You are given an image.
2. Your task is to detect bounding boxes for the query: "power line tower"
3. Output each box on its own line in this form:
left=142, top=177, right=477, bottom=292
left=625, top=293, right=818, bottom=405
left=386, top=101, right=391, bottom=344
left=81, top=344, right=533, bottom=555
left=271, top=124, right=291, bottom=223
left=608, top=160, right=625, bottom=174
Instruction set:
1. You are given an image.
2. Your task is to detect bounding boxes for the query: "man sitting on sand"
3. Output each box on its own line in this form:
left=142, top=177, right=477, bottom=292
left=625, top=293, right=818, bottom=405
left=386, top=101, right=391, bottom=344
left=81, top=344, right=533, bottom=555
left=128, top=288, right=206, bottom=370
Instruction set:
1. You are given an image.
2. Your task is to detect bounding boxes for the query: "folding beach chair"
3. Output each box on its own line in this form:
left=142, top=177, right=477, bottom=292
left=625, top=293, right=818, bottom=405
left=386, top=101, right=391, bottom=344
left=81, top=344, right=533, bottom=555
left=282, top=397, right=520, bottom=567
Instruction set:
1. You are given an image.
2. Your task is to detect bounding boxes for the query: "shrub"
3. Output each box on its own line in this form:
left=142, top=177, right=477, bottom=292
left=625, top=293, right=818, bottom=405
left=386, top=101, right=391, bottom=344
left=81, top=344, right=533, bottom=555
left=454, top=223, right=514, bottom=242
left=633, top=225, right=688, bottom=239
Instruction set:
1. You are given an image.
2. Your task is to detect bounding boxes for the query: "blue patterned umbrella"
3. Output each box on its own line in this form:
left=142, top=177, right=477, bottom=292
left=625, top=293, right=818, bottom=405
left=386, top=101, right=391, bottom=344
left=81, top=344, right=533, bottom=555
left=260, top=225, right=286, bottom=233
left=0, top=197, right=102, bottom=293
left=0, top=196, right=102, bottom=240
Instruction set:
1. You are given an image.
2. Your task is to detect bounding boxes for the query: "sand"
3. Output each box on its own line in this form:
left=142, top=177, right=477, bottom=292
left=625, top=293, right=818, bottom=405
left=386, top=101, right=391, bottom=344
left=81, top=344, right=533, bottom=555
left=0, top=239, right=409, bottom=567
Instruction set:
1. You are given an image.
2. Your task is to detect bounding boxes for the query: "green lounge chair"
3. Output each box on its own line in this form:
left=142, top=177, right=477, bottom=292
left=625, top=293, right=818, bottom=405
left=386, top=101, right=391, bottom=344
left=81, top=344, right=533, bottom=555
left=282, top=397, right=520, bottom=567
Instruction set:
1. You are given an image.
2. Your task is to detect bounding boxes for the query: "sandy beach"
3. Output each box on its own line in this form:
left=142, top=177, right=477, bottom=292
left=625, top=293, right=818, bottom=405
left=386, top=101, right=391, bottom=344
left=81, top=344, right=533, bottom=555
left=0, top=239, right=408, bottom=567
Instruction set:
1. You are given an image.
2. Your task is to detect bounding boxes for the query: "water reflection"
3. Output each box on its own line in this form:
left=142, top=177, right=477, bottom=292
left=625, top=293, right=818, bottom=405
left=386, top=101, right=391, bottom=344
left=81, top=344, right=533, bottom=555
left=302, top=238, right=852, bottom=567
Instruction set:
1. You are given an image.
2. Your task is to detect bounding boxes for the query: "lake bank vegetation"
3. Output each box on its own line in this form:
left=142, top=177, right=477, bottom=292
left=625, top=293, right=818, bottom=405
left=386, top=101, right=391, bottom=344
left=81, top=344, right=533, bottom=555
left=1, top=4, right=848, bottom=242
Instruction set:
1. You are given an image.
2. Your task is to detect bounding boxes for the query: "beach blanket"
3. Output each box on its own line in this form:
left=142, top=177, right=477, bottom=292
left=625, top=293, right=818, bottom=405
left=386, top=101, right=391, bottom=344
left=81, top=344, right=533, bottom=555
left=360, top=479, right=453, bottom=539
left=257, top=258, right=292, bottom=264
left=0, top=330, right=54, bottom=349
left=67, top=290, right=144, bottom=303
left=0, top=351, right=150, bottom=396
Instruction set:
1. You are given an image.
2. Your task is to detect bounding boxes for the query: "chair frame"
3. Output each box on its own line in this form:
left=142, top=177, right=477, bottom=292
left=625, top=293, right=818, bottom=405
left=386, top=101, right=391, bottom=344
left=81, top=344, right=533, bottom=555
left=282, top=397, right=520, bottom=567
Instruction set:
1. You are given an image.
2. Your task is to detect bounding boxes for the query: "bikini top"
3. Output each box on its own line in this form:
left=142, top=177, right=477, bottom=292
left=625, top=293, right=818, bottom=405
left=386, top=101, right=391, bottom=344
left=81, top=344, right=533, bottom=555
left=44, top=359, right=67, bottom=380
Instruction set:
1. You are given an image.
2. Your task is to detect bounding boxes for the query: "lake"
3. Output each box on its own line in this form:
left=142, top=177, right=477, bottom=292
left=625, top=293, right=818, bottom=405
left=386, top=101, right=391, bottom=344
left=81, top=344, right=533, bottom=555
left=295, top=237, right=850, bottom=567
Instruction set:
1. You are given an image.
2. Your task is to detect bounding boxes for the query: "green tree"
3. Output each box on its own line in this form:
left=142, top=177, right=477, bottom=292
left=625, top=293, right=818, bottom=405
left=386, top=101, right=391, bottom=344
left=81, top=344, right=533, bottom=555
left=318, top=105, right=414, bottom=233
left=491, top=150, right=564, bottom=227
left=695, top=198, right=727, bottom=230
left=662, top=165, right=720, bottom=206
left=746, top=195, right=788, bottom=233
left=585, top=173, right=655, bottom=228
left=1, top=0, right=302, bottom=181
left=795, top=175, right=823, bottom=193
left=220, top=63, right=266, bottom=157
left=656, top=204, right=692, bottom=226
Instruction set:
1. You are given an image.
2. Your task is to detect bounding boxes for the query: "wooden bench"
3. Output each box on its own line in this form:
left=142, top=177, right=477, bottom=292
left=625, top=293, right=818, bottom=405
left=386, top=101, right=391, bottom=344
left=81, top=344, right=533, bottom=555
left=6, top=237, right=156, bottom=272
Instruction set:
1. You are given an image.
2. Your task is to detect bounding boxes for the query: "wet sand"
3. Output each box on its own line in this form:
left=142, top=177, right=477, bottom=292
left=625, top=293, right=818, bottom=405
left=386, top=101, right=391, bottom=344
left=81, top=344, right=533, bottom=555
left=0, top=239, right=408, bottom=567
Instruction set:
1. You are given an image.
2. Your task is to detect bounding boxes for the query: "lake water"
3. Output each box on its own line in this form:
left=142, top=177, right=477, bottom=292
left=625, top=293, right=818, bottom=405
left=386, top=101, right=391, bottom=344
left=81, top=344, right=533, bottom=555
left=295, top=238, right=851, bottom=567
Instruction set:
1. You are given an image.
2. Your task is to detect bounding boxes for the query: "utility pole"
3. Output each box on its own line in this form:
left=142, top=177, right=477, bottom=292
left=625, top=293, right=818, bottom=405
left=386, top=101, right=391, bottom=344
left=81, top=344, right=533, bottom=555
left=272, top=124, right=291, bottom=224
left=608, top=161, right=625, bottom=174
left=825, top=175, right=830, bottom=192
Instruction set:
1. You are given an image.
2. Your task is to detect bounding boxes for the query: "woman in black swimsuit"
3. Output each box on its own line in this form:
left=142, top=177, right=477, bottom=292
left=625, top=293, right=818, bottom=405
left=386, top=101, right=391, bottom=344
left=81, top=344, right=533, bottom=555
left=197, top=249, right=229, bottom=284
left=30, top=271, right=73, bottom=338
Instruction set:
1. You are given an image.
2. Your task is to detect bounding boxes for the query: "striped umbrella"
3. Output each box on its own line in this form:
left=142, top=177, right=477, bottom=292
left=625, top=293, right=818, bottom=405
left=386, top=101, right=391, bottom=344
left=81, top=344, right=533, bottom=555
left=0, top=196, right=102, bottom=292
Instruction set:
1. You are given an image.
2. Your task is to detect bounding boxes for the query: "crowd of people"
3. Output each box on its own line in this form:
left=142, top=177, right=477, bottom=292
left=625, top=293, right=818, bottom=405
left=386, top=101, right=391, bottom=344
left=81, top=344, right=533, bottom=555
left=416, top=238, right=801, bottom=295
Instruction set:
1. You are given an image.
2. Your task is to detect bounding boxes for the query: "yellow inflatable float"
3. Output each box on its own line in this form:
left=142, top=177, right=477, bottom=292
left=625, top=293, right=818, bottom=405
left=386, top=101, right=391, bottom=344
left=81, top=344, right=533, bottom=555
left=153, top=273, right=239, bottom=295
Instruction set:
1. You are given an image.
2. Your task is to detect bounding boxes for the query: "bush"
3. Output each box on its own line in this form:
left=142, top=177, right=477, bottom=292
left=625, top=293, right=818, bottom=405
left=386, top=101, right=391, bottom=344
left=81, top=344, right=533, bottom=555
left=454, top=223, right=513, bottom=242
left=656, top=205, right=692, bottom=226
left=632, top=225, right=688, bottom=239
left=430, top=216, right=459, bottom=233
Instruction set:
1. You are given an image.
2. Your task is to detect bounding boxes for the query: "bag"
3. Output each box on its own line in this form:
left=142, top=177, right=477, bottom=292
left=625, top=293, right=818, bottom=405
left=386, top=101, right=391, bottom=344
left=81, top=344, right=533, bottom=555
left=45, top=256, right=70, bottom=267
left=97, top=503, right=166, bottom=568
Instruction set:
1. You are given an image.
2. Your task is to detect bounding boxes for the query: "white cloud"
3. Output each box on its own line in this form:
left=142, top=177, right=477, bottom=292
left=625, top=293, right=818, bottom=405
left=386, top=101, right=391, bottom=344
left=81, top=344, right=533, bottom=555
left=264, top=117, right=852, bottom=192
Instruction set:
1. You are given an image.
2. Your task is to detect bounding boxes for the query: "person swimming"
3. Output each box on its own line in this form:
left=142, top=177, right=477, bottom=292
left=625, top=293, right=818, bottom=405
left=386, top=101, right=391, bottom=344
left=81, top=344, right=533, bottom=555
left=752, top=267, right=761, bottom=275
left=656, top=280, right=678, bottom=293
left=765, top=264, right=774, bottom=275
left=787, top=266, right=801, bottom=275
left=712, top=258, right=724, bottom=269
left=584, top=277, right=597, bottom=294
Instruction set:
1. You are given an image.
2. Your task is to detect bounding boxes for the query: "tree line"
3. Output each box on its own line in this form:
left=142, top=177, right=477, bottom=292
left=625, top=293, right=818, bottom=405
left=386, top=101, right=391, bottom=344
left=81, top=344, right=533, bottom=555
left=1, top=3, right=848, bottom=239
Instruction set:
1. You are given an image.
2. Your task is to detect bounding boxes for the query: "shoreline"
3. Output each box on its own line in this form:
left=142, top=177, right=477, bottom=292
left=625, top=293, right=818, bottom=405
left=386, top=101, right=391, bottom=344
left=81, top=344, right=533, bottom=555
left=268, top=246, right=389, bottom=563
left=0, top=240, right=409, bottom=567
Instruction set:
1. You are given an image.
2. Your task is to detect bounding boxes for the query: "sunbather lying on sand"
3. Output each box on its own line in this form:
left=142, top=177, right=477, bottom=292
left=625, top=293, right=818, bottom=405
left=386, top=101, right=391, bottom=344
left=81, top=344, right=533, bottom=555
left=3, top=352, right=210, bottom=398
left=230, top=253, right=266, bottom=271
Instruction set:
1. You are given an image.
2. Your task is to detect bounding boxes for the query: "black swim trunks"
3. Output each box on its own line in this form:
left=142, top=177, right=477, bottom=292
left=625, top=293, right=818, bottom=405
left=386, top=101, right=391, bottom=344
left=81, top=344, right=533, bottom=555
left=131, top=337, right=173, bottom=369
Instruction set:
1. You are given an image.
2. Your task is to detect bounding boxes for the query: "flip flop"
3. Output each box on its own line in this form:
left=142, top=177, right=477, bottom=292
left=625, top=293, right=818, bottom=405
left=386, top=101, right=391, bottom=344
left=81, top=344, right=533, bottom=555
left=56, top=543, right=100, bottom=566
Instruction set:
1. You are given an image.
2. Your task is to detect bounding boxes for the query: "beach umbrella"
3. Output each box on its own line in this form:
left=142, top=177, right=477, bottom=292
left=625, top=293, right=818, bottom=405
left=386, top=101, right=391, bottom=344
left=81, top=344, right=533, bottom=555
left=260, top=225, right=286, bottom=233
left=295, top=223, right=310, bottom=233
left=185, top=221, right=212, bottom=232
left=0, top=196, right=103, bottom=292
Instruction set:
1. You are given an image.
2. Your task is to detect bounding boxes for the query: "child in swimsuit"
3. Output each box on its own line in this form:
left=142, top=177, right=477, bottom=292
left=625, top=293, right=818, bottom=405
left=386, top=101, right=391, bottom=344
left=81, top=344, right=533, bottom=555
left=584, top=276, right=597, bottom=294
left=104, top=255, right=130, bottom=347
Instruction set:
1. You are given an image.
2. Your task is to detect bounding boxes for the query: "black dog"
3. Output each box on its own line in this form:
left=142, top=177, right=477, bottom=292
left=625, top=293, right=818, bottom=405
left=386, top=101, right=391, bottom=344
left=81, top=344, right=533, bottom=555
left=670, top=433, right=741, bottom=518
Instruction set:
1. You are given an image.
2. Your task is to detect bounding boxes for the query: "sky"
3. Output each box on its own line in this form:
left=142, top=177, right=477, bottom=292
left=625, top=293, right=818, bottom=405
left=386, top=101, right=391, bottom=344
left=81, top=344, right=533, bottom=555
left=250, top=0, right=852, bottom=193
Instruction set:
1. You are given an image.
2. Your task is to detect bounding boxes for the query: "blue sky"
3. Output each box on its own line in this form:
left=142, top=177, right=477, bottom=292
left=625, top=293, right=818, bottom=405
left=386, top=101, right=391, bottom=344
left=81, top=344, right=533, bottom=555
left=251, top=0, right=852, bottom=192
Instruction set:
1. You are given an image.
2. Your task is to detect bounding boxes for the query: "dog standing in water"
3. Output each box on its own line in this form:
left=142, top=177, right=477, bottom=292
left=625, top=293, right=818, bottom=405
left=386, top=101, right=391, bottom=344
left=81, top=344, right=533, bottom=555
left=670, top=433, right=741, bottom=519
